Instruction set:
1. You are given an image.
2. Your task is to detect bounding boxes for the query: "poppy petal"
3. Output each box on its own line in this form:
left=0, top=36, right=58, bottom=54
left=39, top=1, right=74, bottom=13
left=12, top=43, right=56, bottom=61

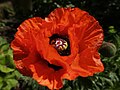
left=71, top=48, right=104, bottom=77
left=11, top=7, right=104, bottom=90
left=29, top=62, right=65, bottom=89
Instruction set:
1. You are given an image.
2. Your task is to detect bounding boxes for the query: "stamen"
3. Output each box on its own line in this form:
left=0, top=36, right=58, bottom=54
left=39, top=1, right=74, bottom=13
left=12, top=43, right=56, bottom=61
left=51, top=38, right=68, bottom=51
left=49, top=34, right=71, bottom=56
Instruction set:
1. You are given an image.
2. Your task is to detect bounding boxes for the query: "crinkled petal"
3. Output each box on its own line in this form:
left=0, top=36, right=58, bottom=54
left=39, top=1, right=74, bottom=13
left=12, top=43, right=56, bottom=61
left=11, top=7, right=104, bottom=90
left=11, top=17, right=44, bottom=60
left=29, top=62, right=65, bottom=89
left=11, top=17, right=44, bottom=75
left=70, top=48, right=104, bottom=77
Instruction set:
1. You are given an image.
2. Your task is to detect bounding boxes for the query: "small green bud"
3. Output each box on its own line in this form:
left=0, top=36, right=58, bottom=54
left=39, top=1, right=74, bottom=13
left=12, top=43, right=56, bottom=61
left=108, top=26, right=117, bottom=34
left=99, top=41, right=117, bottom=57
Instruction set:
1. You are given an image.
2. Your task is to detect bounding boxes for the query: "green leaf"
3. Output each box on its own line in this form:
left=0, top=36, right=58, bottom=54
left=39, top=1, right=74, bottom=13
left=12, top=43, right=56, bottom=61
left=5, top=54, right=15, bottom=68
left=5, top=79, right=18, bottom=88
left=0, top=77, right=3, bottom=82
left=109, top=72, right=119, bottom=83
left=64, top=86, right=72, bottom=90
left=7, top=49, right=13, bottom=58
left=108, top=26, right=117, bottom=34
left=100, top=77, right=114, bottom=87
left=113, top=34, right=120, bottom=48
left=0, top=22, right=5, bottom=27
left=2, top=84, right=12, bottom=90
left=4, top=73, right=15, bottom=79
left=5, top=70, right=21, bottom=79
left=14, top=70, right=21, bottom=78
left=0, top=54, right=14, bottom=67
left=0, top=54, right=6, bottom=65
left=2, top=79, right=18, bottom=90
left=0, top=82, right=3, bottom=89
left=0, top=37, right=7, bottom=45
left=0, top=64, right=14, bottom=73
left=0, top=43, right=9, bottom=54
left=0, top=77, right=3, bottom=89
left=92, top=81, right=100, bottom=90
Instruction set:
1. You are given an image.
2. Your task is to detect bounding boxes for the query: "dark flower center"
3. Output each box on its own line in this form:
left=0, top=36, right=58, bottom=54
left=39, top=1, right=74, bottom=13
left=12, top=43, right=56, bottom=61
left=48, top=63, right=63, bottom=71
left=49, top=34, right=71, bottom=56
left=51, top=38, right=68, bottom=51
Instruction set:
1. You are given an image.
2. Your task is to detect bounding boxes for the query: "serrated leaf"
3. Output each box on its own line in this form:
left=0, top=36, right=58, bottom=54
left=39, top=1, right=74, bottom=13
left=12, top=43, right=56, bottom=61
left=0, top=64, right=14, bottom=73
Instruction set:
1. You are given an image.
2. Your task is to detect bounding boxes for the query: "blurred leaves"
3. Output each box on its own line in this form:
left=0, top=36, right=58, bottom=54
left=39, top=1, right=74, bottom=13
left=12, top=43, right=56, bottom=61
left=17, top=76, right=48, bottom=90
left=0, top=36, right=21, bottom=90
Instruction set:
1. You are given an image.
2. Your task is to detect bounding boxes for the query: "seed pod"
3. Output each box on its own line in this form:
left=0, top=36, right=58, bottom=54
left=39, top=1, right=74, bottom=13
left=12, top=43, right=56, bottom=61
left=99, top=41, right=117, bottom=57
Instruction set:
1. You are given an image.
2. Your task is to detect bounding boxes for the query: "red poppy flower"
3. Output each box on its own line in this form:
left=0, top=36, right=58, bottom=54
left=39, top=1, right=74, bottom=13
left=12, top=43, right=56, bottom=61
left=11, top=7, right=104, bottom=89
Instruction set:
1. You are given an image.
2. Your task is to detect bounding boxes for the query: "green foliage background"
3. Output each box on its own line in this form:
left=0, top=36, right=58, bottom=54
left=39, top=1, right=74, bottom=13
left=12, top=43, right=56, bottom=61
left=0, top=0, right=120, bottom=90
